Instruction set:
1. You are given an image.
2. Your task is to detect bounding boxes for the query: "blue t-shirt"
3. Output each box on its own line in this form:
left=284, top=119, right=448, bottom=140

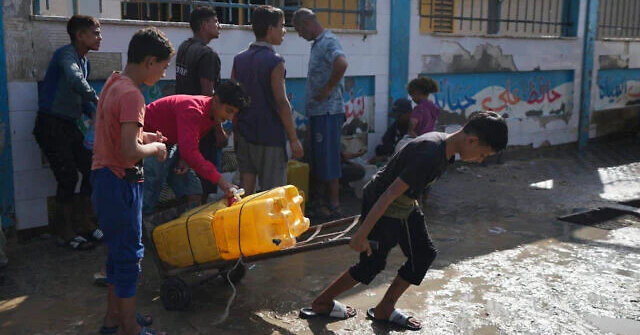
left=305, top=30, right=346, bottom=117
left=233, top=43, right=286, bottom=146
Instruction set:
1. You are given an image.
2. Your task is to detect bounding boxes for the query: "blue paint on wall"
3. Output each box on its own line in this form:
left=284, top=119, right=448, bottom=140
left=595, top=68, right=640, bottom=109
left=423, top=70, right=574, bottom=119
left=0, top=4, right=16, bottom=228
left=579, top=0, right=598, bottom=149
left=389, top=0, right=410, bottom=106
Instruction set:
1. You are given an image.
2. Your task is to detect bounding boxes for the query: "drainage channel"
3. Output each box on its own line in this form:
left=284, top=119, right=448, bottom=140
left=558, top=199, right=640, bottom=230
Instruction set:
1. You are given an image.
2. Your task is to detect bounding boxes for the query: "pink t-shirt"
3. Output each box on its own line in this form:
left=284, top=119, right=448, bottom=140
left=92, top=72, right=145, bottom=178
left=143, top=95, right=221, bottom=184
left=410, top=100, right=441, bottom=136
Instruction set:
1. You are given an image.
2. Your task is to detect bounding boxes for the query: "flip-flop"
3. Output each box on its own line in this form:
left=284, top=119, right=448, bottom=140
left=299, top=300, right=357, bottom=320
left=99, top=313, right=153, bottom=334
left=138, top=327, right=165, bottom=335
left=56, top=235, right=95, bottom=251
left=367, top=307, right=422, bottom=331
left=86, top=228, right=104, bottom=242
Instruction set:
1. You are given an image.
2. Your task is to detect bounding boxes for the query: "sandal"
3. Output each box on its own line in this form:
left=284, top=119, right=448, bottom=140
left=366, top=307, right=422, bottom=331
left=299, top=300, right=357, bottom=320
left=99, top=313, right=153, bottom=334
left=86, top=228, right=104, bottom=242
left=138, top=327, right=165, bottom=335
left=56, top=236, right=95, bottom=251
left=93, top=271, right=108, bottom=287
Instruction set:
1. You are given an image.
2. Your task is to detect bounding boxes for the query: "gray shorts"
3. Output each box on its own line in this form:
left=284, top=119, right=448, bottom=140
left=237, top=133, right=287, bottom=190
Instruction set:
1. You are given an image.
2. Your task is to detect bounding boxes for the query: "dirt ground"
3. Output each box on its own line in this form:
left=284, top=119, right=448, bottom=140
left=2, top=137, right=640, bottom=335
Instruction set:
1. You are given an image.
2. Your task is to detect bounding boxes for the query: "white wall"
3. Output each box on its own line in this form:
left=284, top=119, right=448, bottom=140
left=409, top=0, right=588, bottom=148
left=6, top=5, right=390, bottom=230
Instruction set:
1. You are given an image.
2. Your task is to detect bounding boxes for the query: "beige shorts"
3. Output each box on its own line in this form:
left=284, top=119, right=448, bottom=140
left=236, top=133, right=287, bottom=190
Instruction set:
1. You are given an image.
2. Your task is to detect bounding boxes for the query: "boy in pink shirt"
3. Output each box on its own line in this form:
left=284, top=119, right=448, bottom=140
left=91, top=27, right=174, bottom=335
left=407, top=76, right=440, bottom=137
left=142, top=80, right=250, bottom=213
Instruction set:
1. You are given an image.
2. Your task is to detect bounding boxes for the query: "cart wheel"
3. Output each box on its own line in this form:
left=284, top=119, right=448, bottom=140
left=222, top=263, right=246, bottom=284
left=161, top=277, right=191, bottom=311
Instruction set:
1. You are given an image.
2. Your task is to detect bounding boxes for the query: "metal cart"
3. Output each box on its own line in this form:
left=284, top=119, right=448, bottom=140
left=142, top=205, right=361, bottom=311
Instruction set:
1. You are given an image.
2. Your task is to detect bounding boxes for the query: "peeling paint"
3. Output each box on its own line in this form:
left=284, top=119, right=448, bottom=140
left=422, top=43, right=518, bottom=74
left=599, top=55, right=629, bottom=70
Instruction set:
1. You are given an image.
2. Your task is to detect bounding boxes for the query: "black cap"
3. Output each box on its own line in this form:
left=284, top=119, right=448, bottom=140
left=390, top=98, right=413, bottom=118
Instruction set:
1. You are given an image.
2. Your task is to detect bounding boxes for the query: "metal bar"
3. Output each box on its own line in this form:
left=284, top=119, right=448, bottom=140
left=470, top=0, right=474, bottom=30
left=524, top=0, right=529, bottom=31
left=0, top=1, right=15, bottom=229
left=506, top=0, right=512, bottom=31
left=46, top=0, right=50, bottom=10
left=555, top=0, right=561, bottom=36
left=532, top=0, right=537, bottom=33
left=459, top=0, right=464, bottom=30
left=625, top=0, right=632, bottom=38
left=342, top=0, right=346, bottom=26
left=546, top=0, right=550, bottom=34
left=515, top=0, right=520, bottom=31
left=480, top=0, right=484, bottom=31
left=578, top=0, right=599, bottom=150
left=420, top=15, right=572, bottom=26
left=606, top=0, right=614, bottom=37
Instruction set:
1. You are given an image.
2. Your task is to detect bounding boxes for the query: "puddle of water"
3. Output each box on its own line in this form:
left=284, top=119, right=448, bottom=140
left=586, top=316, right=640, bottom=335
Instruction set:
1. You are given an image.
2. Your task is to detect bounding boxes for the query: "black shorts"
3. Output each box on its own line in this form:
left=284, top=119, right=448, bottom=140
left=33, top=112, right=92, bottom=203
left=349, top=185, right=438, bottom=286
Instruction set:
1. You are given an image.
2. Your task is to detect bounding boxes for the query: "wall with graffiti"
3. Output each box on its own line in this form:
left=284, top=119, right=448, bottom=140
left=422, top=70, right=574, bottom=126
left=86, top=76, right=376, bottom=156
left=595, top=69, right=640, bottom=111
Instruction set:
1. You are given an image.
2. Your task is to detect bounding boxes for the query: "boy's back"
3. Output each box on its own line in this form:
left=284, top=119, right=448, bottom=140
left=367, top=132, right=452, bottom=201
left=233, top=44, right=286, bottom=146
left=92, top=72, right=146, bottom=178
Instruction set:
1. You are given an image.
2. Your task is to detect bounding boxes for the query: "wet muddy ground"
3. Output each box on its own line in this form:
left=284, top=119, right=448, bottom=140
left=2, top=137, right=640, bottom=334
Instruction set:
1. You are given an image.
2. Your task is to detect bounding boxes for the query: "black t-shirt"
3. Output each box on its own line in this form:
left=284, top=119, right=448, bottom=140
left=365, top=132, right=453, bottom=201
left=175, top=38, right=221, bottom=95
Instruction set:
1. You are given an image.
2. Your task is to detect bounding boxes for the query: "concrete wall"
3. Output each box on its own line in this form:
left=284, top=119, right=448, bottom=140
left=3, top=1, right=390, bottom=230
left=409, top=0, right=587, bottom=148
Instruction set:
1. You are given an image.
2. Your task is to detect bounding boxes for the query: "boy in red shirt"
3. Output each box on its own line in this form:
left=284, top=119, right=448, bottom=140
left=91, top=27, right=174, bottom=335
left=142, top=80, right=250, bottom=213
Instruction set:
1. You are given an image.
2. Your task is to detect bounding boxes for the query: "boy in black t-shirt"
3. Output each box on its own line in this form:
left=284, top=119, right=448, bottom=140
left=300, top=112, right=508, bottom=331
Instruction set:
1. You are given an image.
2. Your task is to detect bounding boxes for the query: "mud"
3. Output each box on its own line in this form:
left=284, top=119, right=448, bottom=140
left=1, top=138, right=640, bottom=334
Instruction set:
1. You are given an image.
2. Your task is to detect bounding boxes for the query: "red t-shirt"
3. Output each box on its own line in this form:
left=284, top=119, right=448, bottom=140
left=143, top=95, right=221, bottom=184
left=92, top=72, right=145, bottom=178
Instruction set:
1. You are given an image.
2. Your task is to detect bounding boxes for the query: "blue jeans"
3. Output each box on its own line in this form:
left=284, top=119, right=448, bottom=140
left=91, top=168, right=144, bottom=298
left=142, top=145, right=203, bottom=214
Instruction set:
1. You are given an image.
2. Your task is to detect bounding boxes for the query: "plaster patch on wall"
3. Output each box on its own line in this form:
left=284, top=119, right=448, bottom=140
left=599, top=55, right=629, bottom=70
left=422, top=43, right=518, bottom=74
left=87, top=53, right=123, bottom=80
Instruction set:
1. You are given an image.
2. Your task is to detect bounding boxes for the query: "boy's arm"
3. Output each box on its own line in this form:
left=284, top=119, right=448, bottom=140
left=350, top=177, right=409, bottom=255
left=59, top=51, right=98, bottom=104
left=121, top=123, right=166, bottom=162
left=142, top=131, right=167, bottom=144
left=271, top=62, right=303, bottom=159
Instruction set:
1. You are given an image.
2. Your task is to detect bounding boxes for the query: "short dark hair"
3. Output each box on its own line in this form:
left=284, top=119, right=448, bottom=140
left=251, top=5, right=284, bottom=39
left=127, top=27, right=174, bottom=64
left=215, top=79, right=250, bottom=110
left=407, top=76, right=439, bottom=96
left=189, top=6, right=217, bottom=33
left=463, top=111, right=509, bottom=152
left=67, top=14, right=100, bottom=41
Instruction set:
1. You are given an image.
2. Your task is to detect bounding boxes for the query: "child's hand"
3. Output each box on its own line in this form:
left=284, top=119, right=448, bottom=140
left=155, top=131, right=167, bottom=143
left=154, top=142, right=167, bottom=162
left=349, top=231, right=372, bottom=256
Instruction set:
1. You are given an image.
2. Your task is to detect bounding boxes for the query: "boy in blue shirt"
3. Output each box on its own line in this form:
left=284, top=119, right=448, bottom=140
left=34, top=15, right=103, bottom=250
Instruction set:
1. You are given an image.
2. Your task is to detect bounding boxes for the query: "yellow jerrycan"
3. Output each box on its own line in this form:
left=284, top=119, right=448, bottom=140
left=212, top=185, right=310, bottom=260
left=152, top=199, right=227, bottom=268
left=286, top=160, right=310, bottom=206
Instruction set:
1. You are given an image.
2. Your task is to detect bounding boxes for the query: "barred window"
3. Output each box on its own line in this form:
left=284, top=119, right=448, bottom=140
left=419, top=0, right=576, bottom=38
left=119, top=0, right=371, bottom=28
left=598, top=0, right=640, bottom=39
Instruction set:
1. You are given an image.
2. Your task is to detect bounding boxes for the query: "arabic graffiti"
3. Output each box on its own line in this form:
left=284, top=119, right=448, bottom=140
left=596, top=69, right=640, bottom=110
left=424, top=71, right=573, bottom=119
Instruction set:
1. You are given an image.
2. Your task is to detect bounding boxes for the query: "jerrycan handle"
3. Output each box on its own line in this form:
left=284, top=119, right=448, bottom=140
left=227, top=187, right=246, bottom=206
